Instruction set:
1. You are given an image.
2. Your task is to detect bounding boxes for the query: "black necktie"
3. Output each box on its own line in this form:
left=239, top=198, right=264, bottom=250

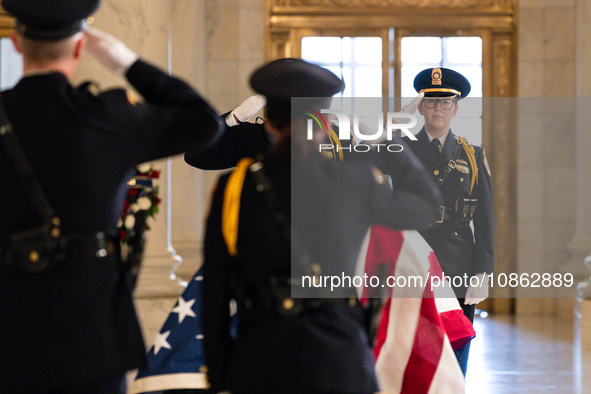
left=431, top=138, right=441, bottom=160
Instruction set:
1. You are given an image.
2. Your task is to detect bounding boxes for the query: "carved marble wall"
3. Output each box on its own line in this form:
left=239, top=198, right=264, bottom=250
left=177, top=0, right=266, bottom=278
left=516, top=0, right=577, bottom=318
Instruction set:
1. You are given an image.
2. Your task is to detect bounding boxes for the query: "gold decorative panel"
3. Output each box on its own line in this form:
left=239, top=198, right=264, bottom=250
left=271, top=0, right=514, bottom=12
left=493, top=37, right=514, bottom=97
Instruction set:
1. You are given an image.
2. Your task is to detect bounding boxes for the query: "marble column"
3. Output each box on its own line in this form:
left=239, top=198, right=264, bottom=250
left=135, top=157, right=186, bottom=298
left=564, top=0, right=591, bottom=281
left=169, top=0, right=210, bottom=283
left=171, top=156, right=209, bottom=282
left=572, top=0, right=591, bottom=351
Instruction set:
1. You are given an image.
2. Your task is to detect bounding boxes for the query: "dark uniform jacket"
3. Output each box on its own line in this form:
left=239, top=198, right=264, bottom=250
left=202, top=144, right=442, bottom=393
left=0, top=60, right=222, bottom=391
left=384, top=128, right=494, bottom=296
left=185, top=121, right=270, bottom=170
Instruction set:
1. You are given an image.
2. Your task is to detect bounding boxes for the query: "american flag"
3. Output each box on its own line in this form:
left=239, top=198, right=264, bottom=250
left=129, top=228, right=473, bottom=393
left=128, top=269, right=209, bottom=393
left=361, top=227, right=474, bottom=394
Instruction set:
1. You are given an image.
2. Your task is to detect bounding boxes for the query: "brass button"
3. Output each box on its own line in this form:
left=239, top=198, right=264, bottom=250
left=311, top=263, right=322, bottom=276
left=283, top=298, right=294, bottom=310
left=51, top=227, right=61, bottom=237
left=29, top=250, right=40, bottom=263
left=349, top=298, right=356, bottom=307
left=434, top=170, right=440, bottom=176
left=454, top=232, right=458, bottom=236
left=460, top=177, right=464, bottom=182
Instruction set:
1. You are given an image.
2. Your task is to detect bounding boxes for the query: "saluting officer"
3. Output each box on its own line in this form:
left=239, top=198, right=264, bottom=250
left=201, top=58, right=442, bottom=394
left=0, top=0, right=222, bottom=392
left=386, top=67, right=494, bottom=375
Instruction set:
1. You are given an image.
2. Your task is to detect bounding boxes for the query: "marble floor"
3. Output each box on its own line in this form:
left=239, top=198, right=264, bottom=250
left=465, top=313, right=591, bottom=394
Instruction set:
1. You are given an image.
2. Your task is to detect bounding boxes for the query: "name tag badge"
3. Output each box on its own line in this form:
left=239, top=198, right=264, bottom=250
left=455, top=159, right=470, bottom=174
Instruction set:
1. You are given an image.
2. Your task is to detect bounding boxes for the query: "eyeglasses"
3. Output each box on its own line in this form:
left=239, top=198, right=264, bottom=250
left=422, top=98, right=456, bottom=110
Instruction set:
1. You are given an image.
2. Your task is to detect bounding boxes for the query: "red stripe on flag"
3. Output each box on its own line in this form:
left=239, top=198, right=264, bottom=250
left=400, top=297, right=444, bottom=394
left=373, top=298, right=391, bottom=360
left=440, top=310, right=475, bottom=350
left=427, top=251, right=475, bottom=350
left=427, top=251, right=444, bottom=277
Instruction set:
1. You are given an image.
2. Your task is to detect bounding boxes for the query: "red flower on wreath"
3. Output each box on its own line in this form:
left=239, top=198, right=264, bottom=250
left=118, top=163, right=161, bottom=243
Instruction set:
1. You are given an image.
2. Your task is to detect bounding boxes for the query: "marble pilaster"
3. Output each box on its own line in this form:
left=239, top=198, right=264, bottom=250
left=135, top=158, right=186, bottom=298
left=169, top=0, right=210, bottom=282
left=573, top=0, right=591, bottom=351
left=563, top=0, right=591, bottom=280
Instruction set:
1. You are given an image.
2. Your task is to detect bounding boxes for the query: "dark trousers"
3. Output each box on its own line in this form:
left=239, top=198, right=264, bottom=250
left=453, top=300, right=475, bottom=376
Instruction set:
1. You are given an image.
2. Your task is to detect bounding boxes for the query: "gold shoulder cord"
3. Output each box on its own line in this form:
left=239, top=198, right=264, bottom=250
left=457, top=137, right=478, bottom=195
left=327, top=124, right=344, bottom=162
left=222, top=158, right=255, bottom=256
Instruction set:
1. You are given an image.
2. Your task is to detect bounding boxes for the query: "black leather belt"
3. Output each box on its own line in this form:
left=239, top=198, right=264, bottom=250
left=64, top=231, right=119, bottom=259
left=0, top=231, right=119, bottom=270
left=243, top=280, right=359, bottom=317
left=435, top=205, right=453, bottom=223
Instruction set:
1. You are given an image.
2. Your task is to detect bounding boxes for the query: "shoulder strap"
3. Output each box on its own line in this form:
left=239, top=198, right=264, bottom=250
left=248, top=161, right=290, bottom=241
left=434, top=139, right=464, bottom=189
left=0, top=101, right=57, bottom=223
left=221, top=157, right=291, bottom=256
left=221, top=158, right=321, bottom=277
left=248, top=161, right=321, bottom=277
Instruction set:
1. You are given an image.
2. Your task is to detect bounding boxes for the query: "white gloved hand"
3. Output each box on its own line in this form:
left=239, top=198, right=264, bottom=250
left=225, top=95, right=266, bottom=126
left=85, top=27, right=139, bottom=75
left=464, top=272, right=490, bottom=305
left=401, top=92, right=425, bottom=114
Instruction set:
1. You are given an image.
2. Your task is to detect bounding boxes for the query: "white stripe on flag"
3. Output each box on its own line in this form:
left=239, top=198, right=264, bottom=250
left=374, top=229, right=468, bottom=394
left=427, top=339, right=466, bottom=394
left=375, top=297, right=422, bottom=394
left=435, top=297, right=460, bottom=314
left=128, top=372, right=208, bottom=394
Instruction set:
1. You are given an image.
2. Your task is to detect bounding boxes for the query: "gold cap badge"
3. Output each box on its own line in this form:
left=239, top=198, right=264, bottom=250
left=431, top=68, right=442, bottom=86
